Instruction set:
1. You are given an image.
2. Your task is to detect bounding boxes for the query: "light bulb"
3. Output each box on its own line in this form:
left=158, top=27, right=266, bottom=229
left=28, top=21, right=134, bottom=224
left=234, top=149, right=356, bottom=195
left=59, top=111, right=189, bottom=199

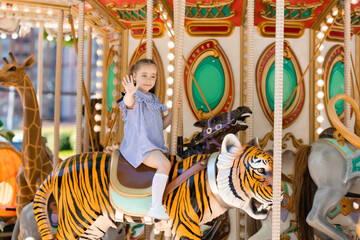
left=95, top=103, right=102, bottom=110
left=317, top=103, right=324, bottom=110
left=11, top=32, right=18, bottom=39
left=316, top=68, right=324, bottom=75
left=96, top=60, right=103, bottom=67
left=320, top=23, right=328, bottom=32
left=316, top=55, right=324, bottom=63
left=46, top=35, right=53, bottom=41
left=316, top=127, right=324, bottom=135
left=317, top=91, right=324, bottom=99
left=167, top=65, right=174, bottom=72
left=167, top=77, right=174, bottom=85
left=96, top=49, right=103, bottom=56
left=167, top=89, right=173, bottom=96
left=96, top=38, right=104, bottom=45
left=162, top=12, right=168, bottom=20
left=96, top=92, right=102, bottom=99
left=96, top=81, right=103, bottom=89
left=317, top=32, right=324, bottom=40
left=168, top=41, right=174, bottom=49
left=167, top=100, right=172, bottom=108
left=96, top=70, right=103, bottom=78
left=317, top=79, right=325, bottom=87
left=317, top=44, right=324, bottom=51
left=64, top=35, right=71, bottom=41
left=317, top=115, right=324, bottom=123
left=332, top=7, right=339, bottom=16
left=167, top=53, right=174, bottom=61
left=94, top=114, right=102, bottom=122
left=94, top=125, right=101, bottom=132
left=326, top=15, right=334, bottom=24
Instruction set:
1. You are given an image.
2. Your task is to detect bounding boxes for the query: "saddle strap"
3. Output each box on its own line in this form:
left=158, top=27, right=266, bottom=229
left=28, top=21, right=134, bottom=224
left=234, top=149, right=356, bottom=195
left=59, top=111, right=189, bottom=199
left=164, top=158, right=208, bottom=197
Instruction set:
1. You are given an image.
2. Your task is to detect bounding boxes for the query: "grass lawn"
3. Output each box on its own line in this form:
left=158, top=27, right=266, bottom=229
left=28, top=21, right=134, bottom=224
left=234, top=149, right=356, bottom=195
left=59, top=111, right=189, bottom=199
left=13, top=123, right=77, bottom=160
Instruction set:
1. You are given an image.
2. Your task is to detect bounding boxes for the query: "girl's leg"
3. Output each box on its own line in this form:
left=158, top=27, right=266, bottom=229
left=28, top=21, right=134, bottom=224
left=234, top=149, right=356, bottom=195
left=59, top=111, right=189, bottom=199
left=142, top=150, right=171, bottom=219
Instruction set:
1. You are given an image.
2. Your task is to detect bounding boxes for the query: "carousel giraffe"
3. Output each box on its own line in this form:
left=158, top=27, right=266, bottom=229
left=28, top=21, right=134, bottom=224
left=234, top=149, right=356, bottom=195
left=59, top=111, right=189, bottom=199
left=0, top=53, right=52, bottom=215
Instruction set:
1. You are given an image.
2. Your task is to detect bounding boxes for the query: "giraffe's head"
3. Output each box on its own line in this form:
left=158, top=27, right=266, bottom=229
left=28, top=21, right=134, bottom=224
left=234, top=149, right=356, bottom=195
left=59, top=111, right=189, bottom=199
left=0, top=53, right=35, bottom=88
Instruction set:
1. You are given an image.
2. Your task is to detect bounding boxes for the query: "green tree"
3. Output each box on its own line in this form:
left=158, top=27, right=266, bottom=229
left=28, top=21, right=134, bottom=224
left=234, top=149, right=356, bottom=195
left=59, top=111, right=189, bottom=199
left=0, top=120, right=14, bottom=142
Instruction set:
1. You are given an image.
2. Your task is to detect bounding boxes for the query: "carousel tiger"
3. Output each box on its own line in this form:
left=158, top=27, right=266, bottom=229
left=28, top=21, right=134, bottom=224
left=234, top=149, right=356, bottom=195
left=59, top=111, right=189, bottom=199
left=33, top=134, right=273, bottom=240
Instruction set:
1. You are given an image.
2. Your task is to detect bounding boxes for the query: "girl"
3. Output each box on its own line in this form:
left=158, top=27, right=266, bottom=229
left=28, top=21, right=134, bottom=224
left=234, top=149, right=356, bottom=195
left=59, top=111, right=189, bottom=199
left=120, top=59, right=174, bottom=220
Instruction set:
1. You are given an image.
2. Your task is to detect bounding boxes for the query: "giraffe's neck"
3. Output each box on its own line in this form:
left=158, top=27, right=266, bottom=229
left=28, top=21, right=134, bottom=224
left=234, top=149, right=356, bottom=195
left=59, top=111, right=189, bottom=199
left=16, top=75, right=51, bottom=187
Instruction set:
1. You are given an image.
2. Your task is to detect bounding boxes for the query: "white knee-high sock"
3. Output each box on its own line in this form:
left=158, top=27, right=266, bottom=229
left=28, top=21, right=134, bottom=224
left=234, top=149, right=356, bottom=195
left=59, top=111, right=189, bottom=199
left=151, top=173, right=168, bottom=207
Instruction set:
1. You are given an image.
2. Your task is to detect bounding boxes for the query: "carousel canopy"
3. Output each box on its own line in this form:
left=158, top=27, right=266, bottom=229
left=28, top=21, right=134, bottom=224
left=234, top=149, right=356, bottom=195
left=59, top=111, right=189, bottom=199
left=0, top=0, right=359, bottom=39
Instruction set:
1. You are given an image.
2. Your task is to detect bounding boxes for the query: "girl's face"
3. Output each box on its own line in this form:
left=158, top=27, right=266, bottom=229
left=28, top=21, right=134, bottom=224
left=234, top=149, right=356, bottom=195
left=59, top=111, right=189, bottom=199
left=133, top=64, right=157, bottom=94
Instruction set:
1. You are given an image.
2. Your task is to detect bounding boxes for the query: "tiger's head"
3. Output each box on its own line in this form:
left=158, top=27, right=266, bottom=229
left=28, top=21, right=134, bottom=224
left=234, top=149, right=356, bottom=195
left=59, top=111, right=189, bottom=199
left=217, top=134, right=273, bottom=220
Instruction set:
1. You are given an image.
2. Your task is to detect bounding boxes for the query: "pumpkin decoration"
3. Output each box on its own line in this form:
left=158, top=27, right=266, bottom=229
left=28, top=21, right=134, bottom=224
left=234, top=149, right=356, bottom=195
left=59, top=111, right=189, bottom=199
left=0, top=142, right=21, bottom=218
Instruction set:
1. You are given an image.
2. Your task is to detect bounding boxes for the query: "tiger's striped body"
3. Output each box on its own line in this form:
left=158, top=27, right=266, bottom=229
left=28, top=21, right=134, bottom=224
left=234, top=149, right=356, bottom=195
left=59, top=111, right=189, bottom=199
left=34, top=134, right=273, bottom=240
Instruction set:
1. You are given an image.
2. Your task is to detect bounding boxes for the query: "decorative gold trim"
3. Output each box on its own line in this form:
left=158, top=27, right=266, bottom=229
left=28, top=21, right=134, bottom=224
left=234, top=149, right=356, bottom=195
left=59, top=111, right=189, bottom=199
left=260, top=0, right=324, bottom=21
left=87, top=0, right=126, bottom=30
left=335, top=7, right=360, bottom=27
left=240, top=24, right=246, bottom=144
left=311, top=0, right=337, bottom=30
left=0, top=0, right=69, bottom=10
left=130, top=22, right=165, bottom=39
left=257, top=21, right=305, bottom=38
left=356, top=34, right=360, bottom=104
left=184, top=39, right=234, bottom=120
left=129, top=42, right=166, bottom=104
left=323, top=45, right=354, bottom=121
left=100, top=38, right=109, bottom=146
left=158, top=0, right=174, bottom=23
left=185, top=21, right=234, bottom=37
left=259, top=132, right=303, bottom=149
left=310, top=29, right=317, bottom=143
left=282, top=132, right=304, bottom=149
left=107, top=2, right=158, bottom=23
left=116, top=30, right=129, bottom=144
left=326, top=26, right=353, bottom=43
left=185, top=0, right=235, bottom=20
left=256, top=41, right=305, bottom=128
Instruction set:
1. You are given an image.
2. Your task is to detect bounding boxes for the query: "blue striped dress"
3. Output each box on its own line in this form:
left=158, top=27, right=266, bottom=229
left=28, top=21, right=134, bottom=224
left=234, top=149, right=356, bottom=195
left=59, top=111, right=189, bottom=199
left=119, top=90, right=168, bottom=168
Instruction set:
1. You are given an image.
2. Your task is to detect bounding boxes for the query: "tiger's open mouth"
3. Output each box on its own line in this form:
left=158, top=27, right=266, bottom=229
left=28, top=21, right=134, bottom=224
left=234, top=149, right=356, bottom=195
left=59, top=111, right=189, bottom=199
left=250, top=198, right=271, bottom=215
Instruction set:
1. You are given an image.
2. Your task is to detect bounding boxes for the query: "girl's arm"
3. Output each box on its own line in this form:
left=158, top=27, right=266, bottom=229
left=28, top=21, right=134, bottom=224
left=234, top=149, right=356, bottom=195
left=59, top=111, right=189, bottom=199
left=122, top=75, right=139, bottom=109
left=162, top=111, right=172, bottom=129
left=162, top=98, right=182, bottom=129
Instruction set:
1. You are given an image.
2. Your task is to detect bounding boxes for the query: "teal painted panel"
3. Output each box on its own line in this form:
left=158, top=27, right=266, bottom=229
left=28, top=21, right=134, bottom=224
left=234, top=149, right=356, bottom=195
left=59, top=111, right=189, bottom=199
left=329, top=61, right=344, bottom=115
left=107, top=62, right=116, bottom=112
left=201, top=8, right=207, bottom=16
left=192, top=56, right=225, bottom=113
left=265, top=58, right=297, bottom=111
left=211, top=8, right=218, bottom=16
left=223, top=5, right=231, bottom=15
left=302, top=9, right=311, bottom=18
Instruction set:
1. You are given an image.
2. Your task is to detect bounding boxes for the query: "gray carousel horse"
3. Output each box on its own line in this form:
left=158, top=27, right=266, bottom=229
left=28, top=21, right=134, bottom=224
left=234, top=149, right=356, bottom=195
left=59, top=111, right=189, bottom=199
left=293, top=94, right=360, bottom=240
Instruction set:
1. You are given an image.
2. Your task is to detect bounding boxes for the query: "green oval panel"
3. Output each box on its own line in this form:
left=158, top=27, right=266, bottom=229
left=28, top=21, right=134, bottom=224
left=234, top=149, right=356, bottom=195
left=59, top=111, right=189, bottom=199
left=107, top=62, right=116, bottom=112
left=266, top=58, right=297, bottom=111
left=329, top=61, right=344, bottom=116
left=192, top=56, right=225, bottom=113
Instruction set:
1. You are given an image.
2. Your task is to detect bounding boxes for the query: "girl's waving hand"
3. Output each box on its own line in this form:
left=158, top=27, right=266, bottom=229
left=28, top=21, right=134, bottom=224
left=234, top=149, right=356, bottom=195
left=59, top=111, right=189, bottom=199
left=122, top=75, right=139, bottom=96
